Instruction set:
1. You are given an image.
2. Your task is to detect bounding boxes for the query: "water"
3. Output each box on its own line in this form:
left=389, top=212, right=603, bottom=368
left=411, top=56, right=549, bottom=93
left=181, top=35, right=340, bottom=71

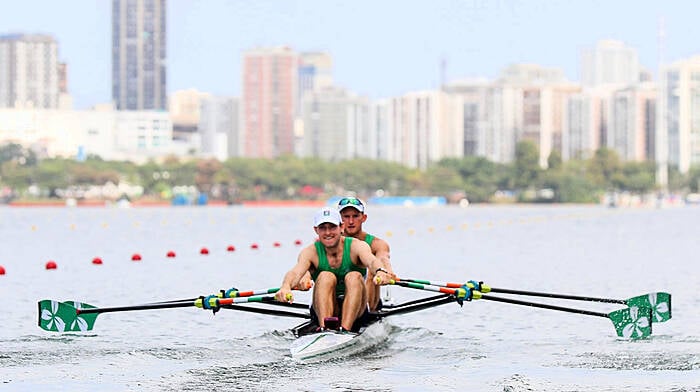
left=0, top=205, right=698, bottom=391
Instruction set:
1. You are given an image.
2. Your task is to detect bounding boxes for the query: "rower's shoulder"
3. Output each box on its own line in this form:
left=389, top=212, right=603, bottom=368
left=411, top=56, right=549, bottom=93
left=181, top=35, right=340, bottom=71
left=370, top=236, right=390, bottom=251
left=348, top=236, right=372, bottom=252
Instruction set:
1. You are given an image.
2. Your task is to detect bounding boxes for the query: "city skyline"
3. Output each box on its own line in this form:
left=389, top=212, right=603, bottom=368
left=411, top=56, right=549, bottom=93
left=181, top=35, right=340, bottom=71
left=1, top=1, right=698, bottom=109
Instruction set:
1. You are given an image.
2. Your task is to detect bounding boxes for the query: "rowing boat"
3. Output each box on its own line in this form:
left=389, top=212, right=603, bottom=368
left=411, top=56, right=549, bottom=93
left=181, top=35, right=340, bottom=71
left=290, top=319, right=390, bottom=361
left=37, top=278, right=672, bottom=360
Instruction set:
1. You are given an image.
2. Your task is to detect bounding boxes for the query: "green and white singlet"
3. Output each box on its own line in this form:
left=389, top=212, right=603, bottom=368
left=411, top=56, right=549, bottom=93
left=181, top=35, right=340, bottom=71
left=312, top=237, right=367, bottom=295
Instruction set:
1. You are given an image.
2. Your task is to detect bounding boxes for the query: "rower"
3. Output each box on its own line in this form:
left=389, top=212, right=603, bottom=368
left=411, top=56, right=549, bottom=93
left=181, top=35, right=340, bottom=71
left=275, top=207, right=395, bottom=331
left=336, top=196, right=392, bottom=311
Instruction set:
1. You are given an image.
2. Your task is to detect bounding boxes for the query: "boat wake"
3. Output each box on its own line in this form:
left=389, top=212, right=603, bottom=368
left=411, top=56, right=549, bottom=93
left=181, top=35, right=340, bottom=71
left=567, top=350, right=700, bottom=371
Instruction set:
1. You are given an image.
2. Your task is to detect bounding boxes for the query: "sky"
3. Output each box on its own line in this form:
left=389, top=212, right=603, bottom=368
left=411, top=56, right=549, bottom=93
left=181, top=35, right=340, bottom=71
left=2, top=0, right=700, bottom=109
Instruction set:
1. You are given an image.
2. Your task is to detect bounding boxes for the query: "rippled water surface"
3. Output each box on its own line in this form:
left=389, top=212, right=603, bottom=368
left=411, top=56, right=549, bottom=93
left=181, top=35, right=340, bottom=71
left=0, top=205, right=698, bottom=391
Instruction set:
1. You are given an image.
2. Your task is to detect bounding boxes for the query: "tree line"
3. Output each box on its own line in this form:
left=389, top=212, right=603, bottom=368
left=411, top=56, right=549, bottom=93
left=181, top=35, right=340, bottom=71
left=1, top=141, right=699, bottom=203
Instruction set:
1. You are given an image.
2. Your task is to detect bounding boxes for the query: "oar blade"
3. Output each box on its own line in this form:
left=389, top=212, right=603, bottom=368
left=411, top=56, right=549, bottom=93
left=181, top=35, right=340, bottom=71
left=608, top=307, right=652, bottom=339
left=625, top=292, right=672, bottom=323
left=37, top=300, right=99, bottom=332
left=62, top=301, right=99, bottom=331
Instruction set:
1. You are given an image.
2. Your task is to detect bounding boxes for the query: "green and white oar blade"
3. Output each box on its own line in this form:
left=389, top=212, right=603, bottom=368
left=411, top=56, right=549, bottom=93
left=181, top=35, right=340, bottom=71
left=38, top=300, right=98, bottom=332
left=626, top=292, right=671, bottom=323
left=63, top=301, right=99, bottom=332
left=608, top=307, right=652, bottom=340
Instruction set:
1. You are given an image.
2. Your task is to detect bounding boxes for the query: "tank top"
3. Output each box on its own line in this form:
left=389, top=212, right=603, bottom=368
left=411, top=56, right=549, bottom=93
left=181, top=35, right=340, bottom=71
left=312, top=237, right=367, bottom=295
left=364, top=233, right=375, bottom=246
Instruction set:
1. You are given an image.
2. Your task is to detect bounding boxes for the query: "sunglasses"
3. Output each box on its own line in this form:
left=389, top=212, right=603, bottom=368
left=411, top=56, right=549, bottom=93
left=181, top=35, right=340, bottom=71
left=338, top=197, right=363, bottom=207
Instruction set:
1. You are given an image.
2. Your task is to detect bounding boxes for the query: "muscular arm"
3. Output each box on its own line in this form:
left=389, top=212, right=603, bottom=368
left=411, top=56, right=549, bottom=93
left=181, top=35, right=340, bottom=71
left=352, top=239, right=395, bottom=283
left=275, top=246, right=315, bottom=302
left=371, top=238, right=393, bottom=275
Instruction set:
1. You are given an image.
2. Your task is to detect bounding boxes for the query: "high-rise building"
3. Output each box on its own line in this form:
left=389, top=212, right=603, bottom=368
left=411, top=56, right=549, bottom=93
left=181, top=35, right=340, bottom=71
left=607, top=83, right=656, bottom=162
left=169, top=88, right=211, bottom=143
left=299, top=86, right=370, bottom=161
left=658, top=56, right=700, bottom=174
left=241, top=47, right=297, bottom=158
left=199, top=96, right=240, bottom=160
left=387, top=90, right=463, bottom=170
left=497, top=64, right=580, bottom=167
left=112, top=0, right=167, bottom=111
left=0, top=34, right=59, bottom=109
left=443, top=79, right=493, bottom=159
left=563, top=92, right=604, bottom=161
left=581, top=40, right=640, bottom=88
left=297, top=52, right=333, bottom=113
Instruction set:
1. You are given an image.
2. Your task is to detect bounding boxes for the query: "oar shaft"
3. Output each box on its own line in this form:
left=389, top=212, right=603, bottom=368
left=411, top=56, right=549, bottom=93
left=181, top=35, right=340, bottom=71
left=395, top=279, right=610, bottom=318
left=147, top=287, right=282, bottom=305
left=489, top=288, right=626, bottom=304
left=481, top=294, right=609, bottom=318
left=76, top=295, right=280, bottom=315
left=77, top=301, right=193, bottom=314
left=377, top=295, right=455, bottom=317
left=228, top=288, right=279, bottom=297
left=403, top=278, right=627, bottom=304
left=216, top=296, right=277, bottom=306
left=222, top=304, right=310, bottom=319
left=392, top=280, right=459, bottom=295
left=381, top=294, right=448, bottom=309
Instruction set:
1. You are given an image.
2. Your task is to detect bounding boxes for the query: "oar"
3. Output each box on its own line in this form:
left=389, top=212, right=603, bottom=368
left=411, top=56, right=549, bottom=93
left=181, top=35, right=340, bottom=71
left=37, top=295, right=308, bottom=333
left=126, top=286, right=286, bottom=306
left=389, top=280, right=653, bottom=340
left=401, top=278, right=672, bottom=323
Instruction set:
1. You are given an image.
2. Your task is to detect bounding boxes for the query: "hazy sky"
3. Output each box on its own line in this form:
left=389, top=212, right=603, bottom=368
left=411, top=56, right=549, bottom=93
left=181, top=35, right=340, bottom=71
left=1, top=0, right=698, bottom=109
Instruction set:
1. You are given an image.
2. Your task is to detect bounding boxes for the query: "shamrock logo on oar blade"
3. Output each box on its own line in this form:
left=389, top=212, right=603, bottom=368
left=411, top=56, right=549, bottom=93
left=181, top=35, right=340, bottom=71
left=63, top=301, right=99, bottom=332
left=626, top=292, right=671, bottom=323
left=609, top=306, right=652, bottom=339
left=39, top=300, right=67, bottom=332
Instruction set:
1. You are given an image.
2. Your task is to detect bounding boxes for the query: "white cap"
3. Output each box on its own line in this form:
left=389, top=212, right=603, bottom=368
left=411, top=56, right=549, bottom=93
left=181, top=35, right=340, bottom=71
left=313, top=206, right=342, bottom=227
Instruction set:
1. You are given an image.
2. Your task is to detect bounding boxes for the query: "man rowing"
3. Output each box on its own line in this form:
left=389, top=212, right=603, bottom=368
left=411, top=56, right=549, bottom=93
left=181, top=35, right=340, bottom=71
left=275, top=206, right=395, bottom=331
left=337, top=196, right=392, bottom=311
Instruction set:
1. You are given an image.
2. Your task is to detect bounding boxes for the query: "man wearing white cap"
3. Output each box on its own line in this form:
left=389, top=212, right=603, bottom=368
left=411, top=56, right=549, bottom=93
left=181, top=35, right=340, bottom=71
left=275, top=206, right=394, bottom=331
left=337, top=196, right=392, bottom=311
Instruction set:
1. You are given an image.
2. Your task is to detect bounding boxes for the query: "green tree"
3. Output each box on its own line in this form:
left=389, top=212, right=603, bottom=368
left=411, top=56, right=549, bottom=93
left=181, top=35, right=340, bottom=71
left=617, top=162, right=656, bottom=193
left=540, top=162, right=599, bottom=203
left=437, top=157, right=505, bottom=202
left=686, top=165, right=700, bottom=192
left=425, top=165, right=462, bottom=194
left=547, top=149, right=563, bottom=171
left=588, top=148, right=622, bottom=188
left=513, top=140, right=541, bottom=189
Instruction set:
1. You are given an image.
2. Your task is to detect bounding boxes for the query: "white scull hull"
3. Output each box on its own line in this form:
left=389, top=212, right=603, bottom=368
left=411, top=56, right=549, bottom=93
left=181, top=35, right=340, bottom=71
left=290, top=320, right=390, bottom=361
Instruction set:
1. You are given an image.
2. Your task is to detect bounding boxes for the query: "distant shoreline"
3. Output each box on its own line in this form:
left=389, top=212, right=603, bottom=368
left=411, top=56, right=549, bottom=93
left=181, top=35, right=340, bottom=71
left=5, top=199, right=326, bottom=208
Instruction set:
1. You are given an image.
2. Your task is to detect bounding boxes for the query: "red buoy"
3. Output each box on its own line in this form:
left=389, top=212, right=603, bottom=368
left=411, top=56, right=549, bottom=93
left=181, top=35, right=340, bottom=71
left=92, top=257, right=103, bottom=265
left=250, top=243, right=259, bottom=250
left=294, top=239, right=302, bottom=246
left=226, top=245, right=236, bottom=252
left=166, top=250, right=176, bottom=258
left=45, top=260, right=57, bottom=270
left=131, top=253, right=142, bottom=261
left=0, top=265, right=5, bottom=275
left=200, top=247, right=209, bottom=255
left=273, top=241, right=281, bottom=248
